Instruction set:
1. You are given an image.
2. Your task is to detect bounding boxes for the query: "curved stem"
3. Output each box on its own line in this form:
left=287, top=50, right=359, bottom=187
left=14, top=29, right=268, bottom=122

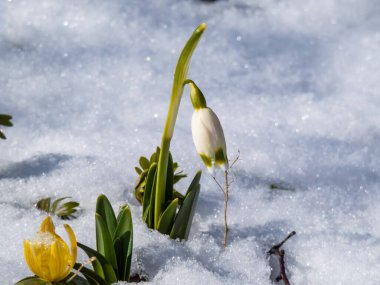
left=154, top=23, right=207, bottom=228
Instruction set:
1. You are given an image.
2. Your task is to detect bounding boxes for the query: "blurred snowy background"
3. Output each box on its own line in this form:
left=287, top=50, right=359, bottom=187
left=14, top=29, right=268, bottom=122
left=1, top=0, right=380, bottom=284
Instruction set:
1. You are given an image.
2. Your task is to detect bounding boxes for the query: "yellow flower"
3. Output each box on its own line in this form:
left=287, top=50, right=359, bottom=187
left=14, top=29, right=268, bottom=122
left=23, top=216, right=77, bottom=282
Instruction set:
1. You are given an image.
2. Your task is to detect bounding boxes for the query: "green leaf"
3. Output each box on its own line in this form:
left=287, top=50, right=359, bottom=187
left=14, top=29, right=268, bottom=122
left=170, top=171, right=202, bottom=240
left=96, top=195, right=117, bottom=238
left=142, top=204, right=150, bottom=224
left=134, top=167, right=142, bottom=175
left=77, top=242, right=117, bottom=284
left=173, top=172, right=187, bottom=184
left=165, top=152, right=174, bottom=203
left=51, top=197, right=70, bottom=212
left=0, top=114, right=12, bottom=126
left=114, top=231, right=132, bottom=281
left=186, top=170, right=202, bottom=195
left=73, top=263, right=110, bottom=285
left=114, top=205, right=133, bottom=240
left=134, top=169, right=148, bottom=190
left=55, top=202, right=80, bottom=217
left=149, top=151, right=157, bottom=163
left=142, top=163, right=157, bottom=218
left=36, top=197, right=51, bottom=212
left=0, top=131, right=5, bottom=140
left=114, top=205, right=133, bottom=281
left=139, top=156, right=150, bottom=170
left=157, top=198, right=178, bottom=235
left=95, top=214, right=118, bottom=273
left=15, top=277, right=52, bottom=285
left=148, top=168, right=158, bottom=229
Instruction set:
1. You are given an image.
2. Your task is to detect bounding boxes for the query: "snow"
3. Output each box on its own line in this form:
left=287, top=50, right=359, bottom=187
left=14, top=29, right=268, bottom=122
left=1, top=0, right=380, bottom=284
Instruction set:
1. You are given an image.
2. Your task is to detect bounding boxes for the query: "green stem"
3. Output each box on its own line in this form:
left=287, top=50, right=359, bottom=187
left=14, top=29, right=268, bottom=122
left=154, top=23, right=207, bottom=228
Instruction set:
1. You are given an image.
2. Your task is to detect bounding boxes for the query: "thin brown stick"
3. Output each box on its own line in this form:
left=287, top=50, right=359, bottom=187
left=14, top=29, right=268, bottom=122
left=67, top=256, right=97, bottom=282
left=211, top=174, right=225, bottom=194
left=223, top=170, right=229, bottom=248
left=210, top=150, right=240, bottom=248
left=229, top=149, right=240, bottom=169
left=267, top=231, right=296, bottom=285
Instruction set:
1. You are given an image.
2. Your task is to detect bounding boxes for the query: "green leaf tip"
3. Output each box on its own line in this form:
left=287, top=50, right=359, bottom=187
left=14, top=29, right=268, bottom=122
left=196, top=23, right=207, bottom=33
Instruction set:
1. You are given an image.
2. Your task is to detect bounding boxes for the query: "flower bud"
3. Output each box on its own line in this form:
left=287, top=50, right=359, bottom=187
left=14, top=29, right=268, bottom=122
left=187, top=81, right=228, bottom=173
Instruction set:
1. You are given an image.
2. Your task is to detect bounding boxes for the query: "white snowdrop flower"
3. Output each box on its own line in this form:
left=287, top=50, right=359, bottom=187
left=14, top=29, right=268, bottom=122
left=186, top=80, right=228, bottom=173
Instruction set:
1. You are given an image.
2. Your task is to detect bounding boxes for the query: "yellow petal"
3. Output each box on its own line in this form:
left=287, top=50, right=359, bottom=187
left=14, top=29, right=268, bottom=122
left=48, top=240, right=65, bottom=282
left=64, top=224, right=77, bottom=272
left=24, top=240, right=43, bottom=278
left=39, top=216, right=55, bottom=234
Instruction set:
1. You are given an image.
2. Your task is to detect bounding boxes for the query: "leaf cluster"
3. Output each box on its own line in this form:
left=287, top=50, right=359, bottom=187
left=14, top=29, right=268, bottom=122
left=0, top=114, right=12, bottom=139
left=135, top=148, right=201, bottom=240
left=134, top=147, right=186, bottom=204
left=36, top=197, right=80, bottom=220
left=78, top=194, right=133, bottom=284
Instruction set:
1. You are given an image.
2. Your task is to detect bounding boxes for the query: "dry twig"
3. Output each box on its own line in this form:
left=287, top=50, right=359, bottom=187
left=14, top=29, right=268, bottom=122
left=267, top=231, right=296, bottom=285
left=211, top=150, right=240, bottom=248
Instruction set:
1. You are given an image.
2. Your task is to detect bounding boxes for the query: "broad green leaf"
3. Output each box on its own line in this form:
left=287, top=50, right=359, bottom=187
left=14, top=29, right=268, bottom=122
left=114, top=231, right=132, bottom=281
left=96, top=195, right=117, bottom=238
left=114, top=205, right=133, bottom=239
left=139, top=156, right=150, bottom=170
left=15, top=277, right=51, bottom=285
left=74, top=263, right=110, bottom=285
left=142, top=163, right=157, bottom=216
left=114, top=205, right=133, bottom=281
left=186, top=170, right=202, bottom=196
left=0, top=131, right=5, bottom=139
left=157, top=198, right=178, bottom=235
left=77, top=242, right=117, bottom=283
left=170, top=171, right=202, bottom=240
left=165, top=152, right=174, bottom=203
left=95, top=214, right=118, bottom=272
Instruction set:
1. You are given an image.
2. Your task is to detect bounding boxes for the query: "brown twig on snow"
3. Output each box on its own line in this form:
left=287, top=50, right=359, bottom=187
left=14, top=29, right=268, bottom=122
left=267, top=231, right=296, bottom=285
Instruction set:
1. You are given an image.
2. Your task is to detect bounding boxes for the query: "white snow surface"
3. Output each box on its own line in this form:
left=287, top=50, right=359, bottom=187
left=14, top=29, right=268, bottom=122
left=1, top=0, right=380, bottom=284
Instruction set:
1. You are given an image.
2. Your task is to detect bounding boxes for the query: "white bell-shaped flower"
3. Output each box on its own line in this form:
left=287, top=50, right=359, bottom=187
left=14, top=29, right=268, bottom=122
left=186, top=80, right=228, bottom=173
